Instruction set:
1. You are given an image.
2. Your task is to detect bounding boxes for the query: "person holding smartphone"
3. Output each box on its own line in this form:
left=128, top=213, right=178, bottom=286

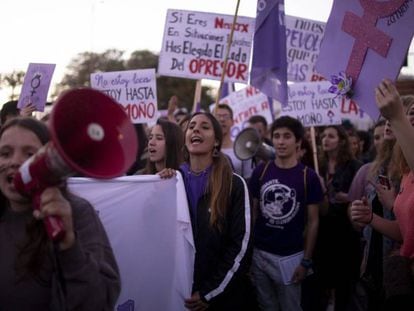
left=350, top=80, right=414, bottom=309
left=347, top=118, right=399, bottom=310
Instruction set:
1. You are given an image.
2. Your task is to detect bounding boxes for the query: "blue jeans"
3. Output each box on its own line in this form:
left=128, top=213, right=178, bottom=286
left=251, top=248, right=302, bottom=311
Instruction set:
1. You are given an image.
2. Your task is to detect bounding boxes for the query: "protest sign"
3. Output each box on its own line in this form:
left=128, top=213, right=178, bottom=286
left=281, top=81, right=342, bottom=127
left=17, top=63, right=55, bottom=112
left=159, top=9, right=254, bottom=83
left=285, top=15, right=326, bottom=82
left=338, top=97, right=374, bottom=130
left=210, top=86, right=272, bottom=139
left=91, top=69, right=157, bottom=124
left=316, top=0, right=414, bottom=119
left=69, top=175, right=194, bottom=311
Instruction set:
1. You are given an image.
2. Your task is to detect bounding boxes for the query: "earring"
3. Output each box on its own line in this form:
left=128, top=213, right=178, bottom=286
left=213, top=145, right=219, bottom=157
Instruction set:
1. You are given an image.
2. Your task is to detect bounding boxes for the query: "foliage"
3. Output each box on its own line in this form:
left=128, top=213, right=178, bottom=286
left=57, top=49, right=214, bottom=111
left=1, top=71, right=25, bottom=100
left=55, top=49, right=125, bottom=95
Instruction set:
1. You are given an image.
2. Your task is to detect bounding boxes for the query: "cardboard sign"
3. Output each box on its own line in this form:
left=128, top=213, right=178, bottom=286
left=316, top=0, right=414, bottom=119
left=159, top=9, right=255, bottom=83
left=91, top=69, right=157, bottom=124
left=280, top=81, right=342, bottom=127
left=338, top=97, right=374, bottom=129
left=210, top=86, right=273, bottom=139
left=17, top=63, right=55, bottom=112
left=285, top=15, right=326, bottom=82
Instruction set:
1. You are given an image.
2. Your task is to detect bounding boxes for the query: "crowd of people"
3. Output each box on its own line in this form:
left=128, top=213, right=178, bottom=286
left=0, top=79, right=413, bottom=311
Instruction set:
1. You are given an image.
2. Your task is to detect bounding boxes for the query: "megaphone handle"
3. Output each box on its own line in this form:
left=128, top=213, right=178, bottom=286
left=33, top=193, right=66, bottom=241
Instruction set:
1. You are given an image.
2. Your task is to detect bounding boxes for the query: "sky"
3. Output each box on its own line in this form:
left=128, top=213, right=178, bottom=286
left=0, top=0, right=334, bottom=103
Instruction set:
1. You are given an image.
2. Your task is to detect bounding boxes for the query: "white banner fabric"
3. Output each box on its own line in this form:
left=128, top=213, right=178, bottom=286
left=68, top=174, right=194, bottom=311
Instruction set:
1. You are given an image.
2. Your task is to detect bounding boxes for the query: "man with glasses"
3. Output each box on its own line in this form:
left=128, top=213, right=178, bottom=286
left=214, top=103, right=253, bottom=180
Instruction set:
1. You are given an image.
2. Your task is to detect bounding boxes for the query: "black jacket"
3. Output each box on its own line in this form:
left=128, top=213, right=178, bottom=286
left=190, top=173, right=253, bottom=309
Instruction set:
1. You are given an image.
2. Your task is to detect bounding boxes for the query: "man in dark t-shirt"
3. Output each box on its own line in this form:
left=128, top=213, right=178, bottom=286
left=249, top=116, right=323, bottom=310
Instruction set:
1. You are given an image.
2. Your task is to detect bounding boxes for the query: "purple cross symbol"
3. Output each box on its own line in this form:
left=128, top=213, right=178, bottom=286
left=341, top=0, right=406, bottom=83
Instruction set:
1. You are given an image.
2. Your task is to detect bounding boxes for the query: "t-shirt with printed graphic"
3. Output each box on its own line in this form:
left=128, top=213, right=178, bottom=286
left=249, top=161, right=323, bottom=256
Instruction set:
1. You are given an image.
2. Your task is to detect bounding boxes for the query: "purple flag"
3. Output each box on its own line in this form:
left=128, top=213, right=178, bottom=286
left=250, top=0, right=288, bottom=106
left=220, top=82, right=235, bottom=99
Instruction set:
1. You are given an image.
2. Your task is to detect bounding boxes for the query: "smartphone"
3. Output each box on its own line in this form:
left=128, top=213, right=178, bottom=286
left=378, top=174, right=391, bottom=189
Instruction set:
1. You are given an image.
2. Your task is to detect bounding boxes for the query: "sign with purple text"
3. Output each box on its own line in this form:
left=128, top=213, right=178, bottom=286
left=159, top=9, right=255, bottom=83
left=91, top=69, right=157, bottom=124
left=316, top=0, right=414, bottom=119
left=280, top=81, right=342, bottom=127
left=210, top=86, right=272, bottom=139
left=17, top=63, right=55, bottom=112
left=285, top=15, right=326, bottom=82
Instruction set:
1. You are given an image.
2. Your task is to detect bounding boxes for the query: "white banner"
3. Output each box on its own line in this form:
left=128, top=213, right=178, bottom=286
left=159, top=9, right=254, bottom=83
left=281, top=81, right=342, bottom=127
left=90, top=69, right=158, bottom=124
left=285, top=15, right=326, bottom=82
left=68, top=175, right=194, bottom=311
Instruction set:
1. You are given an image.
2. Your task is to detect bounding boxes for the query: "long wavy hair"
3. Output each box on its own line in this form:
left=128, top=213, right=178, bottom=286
left=389, top=95, right=414, bottom=177
left=319, top=125, right=354, bottom=174
left=144, top=119, right=184, bottom=174
left=0, top=117, right=51, bottom=278
left=184, top=112, right=233, bottom=230
left=369, top=120, right=395, bottom=181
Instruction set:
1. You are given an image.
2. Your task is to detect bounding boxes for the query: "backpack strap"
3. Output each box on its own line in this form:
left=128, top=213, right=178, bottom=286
left=259, top=161, right=271, bottom=183
left=303, top=166, right=308, bottom=203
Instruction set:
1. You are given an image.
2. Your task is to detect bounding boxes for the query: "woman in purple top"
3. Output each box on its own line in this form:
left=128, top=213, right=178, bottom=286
left=161, top=112, right=253, bottom=310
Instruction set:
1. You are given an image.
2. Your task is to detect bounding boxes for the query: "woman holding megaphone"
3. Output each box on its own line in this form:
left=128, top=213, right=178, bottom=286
left=0, top=117, right=120, bottom=310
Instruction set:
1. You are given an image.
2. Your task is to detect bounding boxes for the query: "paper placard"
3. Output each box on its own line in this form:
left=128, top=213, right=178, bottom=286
left=159, top=9, right=254, bottom=83
left=17, top=63, right=55, bottom=112
left=316, top=0, right=414, bottom=119
left=280, top=81, right=342, bottom=127
left=285, top=15, right=326, bottom=82
left=279, top=251, right=313, bottom=285
left=210, top=86, right=273, bottom=139
left=91, top=69, right=157, bottom=124
left=338, top=97, right=374, bottom=129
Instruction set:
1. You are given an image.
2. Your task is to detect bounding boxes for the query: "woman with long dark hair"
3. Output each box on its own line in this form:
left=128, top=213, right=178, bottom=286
left=313, top=125, right=362, bottom=311
left=141, top=118, right=184, bottom=174
left=0, top=117, right=120, bottom=310
left=161, top=112, right=253, bottom=310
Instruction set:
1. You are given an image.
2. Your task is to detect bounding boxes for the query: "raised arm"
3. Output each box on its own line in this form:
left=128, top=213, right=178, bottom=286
left=375, top=79, right=414, bottom=172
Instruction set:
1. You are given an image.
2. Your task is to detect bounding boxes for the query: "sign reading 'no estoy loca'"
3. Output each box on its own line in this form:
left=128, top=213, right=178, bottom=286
left=280, top=81, right=342, bottom=127
left=90, top=69, right=158, bottom=124
left=159, top=9, right=255, bottom=83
